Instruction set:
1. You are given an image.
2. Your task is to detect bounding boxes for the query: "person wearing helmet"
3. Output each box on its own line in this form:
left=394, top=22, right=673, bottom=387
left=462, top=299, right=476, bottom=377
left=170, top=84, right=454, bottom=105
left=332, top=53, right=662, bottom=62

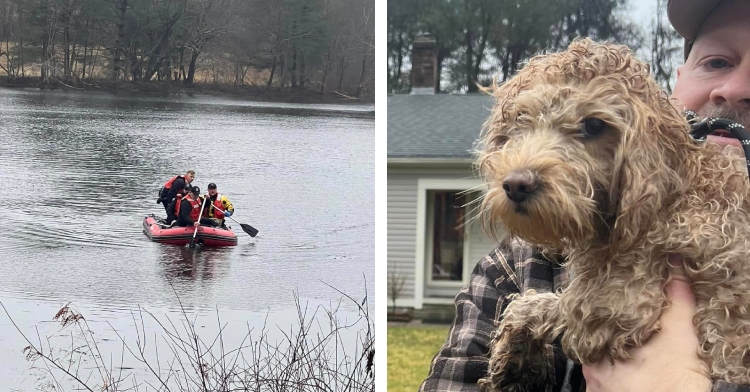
left=175, top=186, right=216, bottom=227
left=202, top=182, right=235, bottom=228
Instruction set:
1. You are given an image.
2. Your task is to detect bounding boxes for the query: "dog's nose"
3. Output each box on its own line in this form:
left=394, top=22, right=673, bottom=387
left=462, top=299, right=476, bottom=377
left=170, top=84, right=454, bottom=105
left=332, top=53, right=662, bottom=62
left=502, top=171, right=538, bottom=203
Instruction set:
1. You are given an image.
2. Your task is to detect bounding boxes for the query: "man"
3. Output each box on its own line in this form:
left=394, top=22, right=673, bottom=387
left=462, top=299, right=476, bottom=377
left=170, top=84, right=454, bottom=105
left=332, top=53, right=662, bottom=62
left=175, top=186, right=216, bottom=228
left=583, top=0, right=750, bottom=391
left=202, top=182, right=234, bottom=228
left=158, top=170, right=196, bottom=217
left=420, top=0, right=750, bottom=391
left=165, top=187, right=187, bottom=225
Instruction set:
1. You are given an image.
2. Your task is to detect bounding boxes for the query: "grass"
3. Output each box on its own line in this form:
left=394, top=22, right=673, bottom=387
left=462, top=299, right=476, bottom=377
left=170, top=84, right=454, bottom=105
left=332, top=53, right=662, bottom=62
left=387, top=325, right=450, bottom=392
left=2, top=285, right=375, bottom=392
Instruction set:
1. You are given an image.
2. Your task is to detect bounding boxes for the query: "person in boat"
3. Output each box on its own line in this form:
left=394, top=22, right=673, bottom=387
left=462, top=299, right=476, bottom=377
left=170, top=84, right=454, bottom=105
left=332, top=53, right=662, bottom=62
left=158, top=170, right=196, bottom=217
left=176, top=186, right=218, bottom=228
left=164, top=186, right=188, bottom=225
left=203, top=182, right=235, bottom=228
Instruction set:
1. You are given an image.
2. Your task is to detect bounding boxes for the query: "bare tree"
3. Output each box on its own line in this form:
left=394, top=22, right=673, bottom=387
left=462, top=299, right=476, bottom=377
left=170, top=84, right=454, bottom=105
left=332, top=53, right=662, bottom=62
left=650, top=0, right=681, bottom=93
left=388, top=265, right=407, bottom=316
left=183, top=0, right=235, bottom=86
left=111, top=0, right=127, bottom=80
left=0, top=0, right=374, bottom=98
left=353, top=0, right=373, bottom=97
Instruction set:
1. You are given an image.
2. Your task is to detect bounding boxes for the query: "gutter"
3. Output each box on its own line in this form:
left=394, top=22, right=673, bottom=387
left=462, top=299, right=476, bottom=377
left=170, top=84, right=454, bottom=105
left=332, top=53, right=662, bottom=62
left=387, top=157, right=474, bottom=165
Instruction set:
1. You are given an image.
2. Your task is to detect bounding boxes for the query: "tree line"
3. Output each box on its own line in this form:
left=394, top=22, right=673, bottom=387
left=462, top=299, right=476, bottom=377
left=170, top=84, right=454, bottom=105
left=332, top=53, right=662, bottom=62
left=388, top=0, right=682, bottom=94
left=0, top=0, right=375, bottom=98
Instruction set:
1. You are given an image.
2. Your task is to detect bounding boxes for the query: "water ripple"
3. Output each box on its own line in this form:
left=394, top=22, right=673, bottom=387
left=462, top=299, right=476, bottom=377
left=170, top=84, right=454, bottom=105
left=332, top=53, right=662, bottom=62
left=0, top=88, right=375, bottom=313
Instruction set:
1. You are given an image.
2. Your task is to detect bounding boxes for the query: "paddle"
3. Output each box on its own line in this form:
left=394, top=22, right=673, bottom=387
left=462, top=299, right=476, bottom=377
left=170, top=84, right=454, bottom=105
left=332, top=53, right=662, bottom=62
left=208, top=203, right=258, bottom=237
left=189, top=195, right=209, bottom=248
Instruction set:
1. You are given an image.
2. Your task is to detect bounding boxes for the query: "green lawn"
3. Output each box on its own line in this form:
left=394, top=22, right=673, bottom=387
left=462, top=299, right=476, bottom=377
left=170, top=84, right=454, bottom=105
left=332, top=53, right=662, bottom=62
left=388, top=325, right=450, bottom=392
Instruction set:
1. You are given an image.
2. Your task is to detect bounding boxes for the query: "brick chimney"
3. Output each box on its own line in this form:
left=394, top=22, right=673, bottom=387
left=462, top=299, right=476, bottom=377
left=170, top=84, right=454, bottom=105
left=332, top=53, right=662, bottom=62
left=410, top=34, right=437, bottom=95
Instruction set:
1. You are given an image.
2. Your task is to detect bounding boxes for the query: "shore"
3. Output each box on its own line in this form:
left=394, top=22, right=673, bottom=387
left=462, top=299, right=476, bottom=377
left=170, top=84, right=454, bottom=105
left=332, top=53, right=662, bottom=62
left=0, top=76, right=374, bottom=105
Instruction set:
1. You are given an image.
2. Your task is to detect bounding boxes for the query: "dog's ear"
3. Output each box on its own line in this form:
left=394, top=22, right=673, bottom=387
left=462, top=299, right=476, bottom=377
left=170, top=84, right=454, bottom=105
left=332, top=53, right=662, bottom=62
left=609, top=95, right=692, bottom=252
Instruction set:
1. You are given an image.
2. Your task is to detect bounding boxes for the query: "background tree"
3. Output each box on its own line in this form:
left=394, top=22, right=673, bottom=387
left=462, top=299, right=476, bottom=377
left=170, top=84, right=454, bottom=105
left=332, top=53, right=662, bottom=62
left=0, top=0, right=374, bottom=99
left=387, top=0, right=420, bottom=93
left=649, top=0, right=681, bottom=93
left=386, top=0, right=686, bottom=94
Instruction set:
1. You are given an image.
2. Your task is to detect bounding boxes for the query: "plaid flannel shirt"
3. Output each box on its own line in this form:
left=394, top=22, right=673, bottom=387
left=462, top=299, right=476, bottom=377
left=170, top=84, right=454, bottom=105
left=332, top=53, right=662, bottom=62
left=419, top=238, right=749, bottom=392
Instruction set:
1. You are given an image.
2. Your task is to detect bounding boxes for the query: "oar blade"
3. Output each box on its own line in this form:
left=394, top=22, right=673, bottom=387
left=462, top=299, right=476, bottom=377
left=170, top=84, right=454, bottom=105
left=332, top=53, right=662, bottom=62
left=241, top=223, right=258, bottom=237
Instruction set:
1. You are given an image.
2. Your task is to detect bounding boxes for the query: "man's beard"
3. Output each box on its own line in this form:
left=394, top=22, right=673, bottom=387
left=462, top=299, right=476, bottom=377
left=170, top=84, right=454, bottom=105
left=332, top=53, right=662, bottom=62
left=698, top=103, right=750, bottom=129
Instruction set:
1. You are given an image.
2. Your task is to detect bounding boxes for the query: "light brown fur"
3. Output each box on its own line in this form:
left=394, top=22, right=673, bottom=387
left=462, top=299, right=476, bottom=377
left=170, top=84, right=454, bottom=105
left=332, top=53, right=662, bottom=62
left=477, top=38, right=750, bottom=391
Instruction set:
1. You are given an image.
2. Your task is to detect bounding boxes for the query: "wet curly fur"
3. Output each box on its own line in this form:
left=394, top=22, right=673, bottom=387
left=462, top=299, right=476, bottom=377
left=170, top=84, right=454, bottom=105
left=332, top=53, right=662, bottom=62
left=477, top=38, right=750, bottom=391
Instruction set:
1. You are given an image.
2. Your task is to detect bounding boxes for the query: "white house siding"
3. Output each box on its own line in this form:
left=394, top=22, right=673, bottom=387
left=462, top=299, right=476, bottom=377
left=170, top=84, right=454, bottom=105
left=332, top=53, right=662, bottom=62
left=467, top=209, right=502, bottom=275
left=387, top=163, right=498, bottom=308
left=387, top=172, right=419, bottom=306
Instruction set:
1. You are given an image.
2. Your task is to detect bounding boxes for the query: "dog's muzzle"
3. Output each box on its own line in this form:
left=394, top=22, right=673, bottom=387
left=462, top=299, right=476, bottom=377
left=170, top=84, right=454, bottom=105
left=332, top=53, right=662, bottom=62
left=502, top=170, right=538, bottom=203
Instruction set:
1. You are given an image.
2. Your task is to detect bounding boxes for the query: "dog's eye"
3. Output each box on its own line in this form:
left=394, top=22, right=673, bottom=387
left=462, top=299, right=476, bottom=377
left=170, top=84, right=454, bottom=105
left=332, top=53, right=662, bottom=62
left=515, top=112, right=532, bottom=125
left=580, top=118, right=607, bottom=138
left=492, top=134, right=509, bottom=150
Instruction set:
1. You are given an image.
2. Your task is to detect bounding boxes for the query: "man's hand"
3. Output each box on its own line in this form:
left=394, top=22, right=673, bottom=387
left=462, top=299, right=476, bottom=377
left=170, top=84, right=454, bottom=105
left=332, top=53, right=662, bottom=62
left=582, top=256, right=711, bottom=392
left=193, top=221, right=200, bottom=227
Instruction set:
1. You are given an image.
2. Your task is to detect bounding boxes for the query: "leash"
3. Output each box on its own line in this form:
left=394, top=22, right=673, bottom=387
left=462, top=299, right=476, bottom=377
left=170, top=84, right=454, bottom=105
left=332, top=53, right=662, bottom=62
left=686, top=110, right=750, bottom=176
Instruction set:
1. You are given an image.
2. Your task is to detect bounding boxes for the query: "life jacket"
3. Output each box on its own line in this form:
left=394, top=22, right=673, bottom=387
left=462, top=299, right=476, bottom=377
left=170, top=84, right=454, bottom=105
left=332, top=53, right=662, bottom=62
left=206, top=194, right=225, bottom=219
left=176, top=194, right=202, bottom=220
left=167, top=189, right=186, bottom=214
left=159, top=175, right=184, bottom=200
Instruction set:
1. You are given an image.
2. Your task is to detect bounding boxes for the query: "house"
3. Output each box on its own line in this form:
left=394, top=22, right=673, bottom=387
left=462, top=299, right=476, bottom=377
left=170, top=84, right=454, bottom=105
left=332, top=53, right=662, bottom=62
left=387, top=35, right=502, bottom=316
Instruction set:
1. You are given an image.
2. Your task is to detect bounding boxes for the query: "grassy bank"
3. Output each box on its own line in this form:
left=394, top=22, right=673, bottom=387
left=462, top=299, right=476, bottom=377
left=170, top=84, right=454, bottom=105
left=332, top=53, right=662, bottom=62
left=3, top=289, right=375, bottom=392
left=387, top=325, right=450, bottom=392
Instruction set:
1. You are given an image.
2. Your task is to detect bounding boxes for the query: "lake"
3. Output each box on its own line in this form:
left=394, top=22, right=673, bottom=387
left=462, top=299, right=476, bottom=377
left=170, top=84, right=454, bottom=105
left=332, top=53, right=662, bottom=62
left=0, top=88, right=375, bottom=390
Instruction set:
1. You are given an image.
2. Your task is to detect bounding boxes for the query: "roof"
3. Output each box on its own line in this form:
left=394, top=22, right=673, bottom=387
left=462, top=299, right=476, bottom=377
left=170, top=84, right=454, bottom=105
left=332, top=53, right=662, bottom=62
left=387, top=93, right=495, bottom=159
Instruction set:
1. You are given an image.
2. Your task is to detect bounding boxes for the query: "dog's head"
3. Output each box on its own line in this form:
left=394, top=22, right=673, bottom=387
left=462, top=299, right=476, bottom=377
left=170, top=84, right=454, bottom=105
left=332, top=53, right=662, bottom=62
left=478, top=38, right=695, bottom=251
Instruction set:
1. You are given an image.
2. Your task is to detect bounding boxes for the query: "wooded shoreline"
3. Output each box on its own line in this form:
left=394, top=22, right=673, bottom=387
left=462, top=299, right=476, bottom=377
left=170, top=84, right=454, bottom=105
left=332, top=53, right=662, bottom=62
left=0, top=0, right=375, bottom=102
left=0, top=75, right=375, bottom=105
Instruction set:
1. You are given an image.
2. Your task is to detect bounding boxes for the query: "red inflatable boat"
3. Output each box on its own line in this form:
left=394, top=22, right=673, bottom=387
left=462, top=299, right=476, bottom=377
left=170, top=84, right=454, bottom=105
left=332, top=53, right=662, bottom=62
left=142, top=215, right=238, bottom=247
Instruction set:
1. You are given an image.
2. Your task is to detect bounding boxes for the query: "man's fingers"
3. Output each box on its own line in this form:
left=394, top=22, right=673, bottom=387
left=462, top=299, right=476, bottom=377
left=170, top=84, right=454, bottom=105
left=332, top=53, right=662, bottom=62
left=664, top=254, right=695, bottom=311
left=663, top=254, right=697, bottom=334
left=665, top=277, right=695, bottom=306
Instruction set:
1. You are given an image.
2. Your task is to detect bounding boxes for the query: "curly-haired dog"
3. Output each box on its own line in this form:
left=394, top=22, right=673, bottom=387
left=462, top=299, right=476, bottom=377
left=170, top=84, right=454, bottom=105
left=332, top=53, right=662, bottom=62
left=476, top=38, right=750, bottom=391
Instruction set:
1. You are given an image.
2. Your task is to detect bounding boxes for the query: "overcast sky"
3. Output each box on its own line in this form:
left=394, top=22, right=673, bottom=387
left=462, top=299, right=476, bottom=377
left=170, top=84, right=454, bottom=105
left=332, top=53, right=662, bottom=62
left=630, top=0, right=659, bottom=27
left=626, top=0, right=680, bottom=35
left=624, top=0, right=683, bottom=86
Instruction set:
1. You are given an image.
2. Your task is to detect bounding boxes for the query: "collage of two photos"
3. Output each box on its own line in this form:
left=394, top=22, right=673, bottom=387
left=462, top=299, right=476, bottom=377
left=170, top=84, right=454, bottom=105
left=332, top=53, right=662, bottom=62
left=1, top=0, right=749, bottom=390
left=387, top=0, right=750, bottom=391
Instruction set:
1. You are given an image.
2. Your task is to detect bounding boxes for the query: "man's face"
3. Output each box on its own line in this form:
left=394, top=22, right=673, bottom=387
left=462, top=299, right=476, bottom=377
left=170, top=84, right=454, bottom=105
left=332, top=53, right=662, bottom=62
left=208, top=188, right=217, bottom=196
left=186, top=173, right=195, bottom=183
left=672, top=0, right=750, bottom=149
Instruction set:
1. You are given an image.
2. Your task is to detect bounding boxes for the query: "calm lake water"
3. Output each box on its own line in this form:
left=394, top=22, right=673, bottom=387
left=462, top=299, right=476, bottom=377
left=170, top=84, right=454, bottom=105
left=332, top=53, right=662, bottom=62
left=0, top=88, right=374, bottom=390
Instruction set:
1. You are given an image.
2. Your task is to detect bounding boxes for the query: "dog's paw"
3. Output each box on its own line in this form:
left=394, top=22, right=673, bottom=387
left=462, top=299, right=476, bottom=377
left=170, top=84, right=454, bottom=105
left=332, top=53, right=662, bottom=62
left=479, top=375, right=535, bottom=392
left=484, top=322, right=549, bottom=392
left=483, top=293, right=562, bottom=391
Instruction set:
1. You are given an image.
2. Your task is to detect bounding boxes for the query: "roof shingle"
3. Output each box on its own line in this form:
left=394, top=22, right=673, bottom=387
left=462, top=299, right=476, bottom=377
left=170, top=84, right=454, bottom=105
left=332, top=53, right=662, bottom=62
left=387, top=93, right=495, bottom=158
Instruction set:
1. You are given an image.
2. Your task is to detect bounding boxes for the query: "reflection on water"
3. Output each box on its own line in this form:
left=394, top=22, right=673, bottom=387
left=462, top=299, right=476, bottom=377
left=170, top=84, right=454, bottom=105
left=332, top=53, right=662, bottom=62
left=159, top=246, right=239, bottom=283
left=0, top=88, right=374, bottom=389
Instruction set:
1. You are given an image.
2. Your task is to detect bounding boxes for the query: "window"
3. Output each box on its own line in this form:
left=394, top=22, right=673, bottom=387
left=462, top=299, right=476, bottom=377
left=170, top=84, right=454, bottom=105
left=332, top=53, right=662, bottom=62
left=414, top=178, right=484, bottom=308
left=429, top=191, right=465, bottom=282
